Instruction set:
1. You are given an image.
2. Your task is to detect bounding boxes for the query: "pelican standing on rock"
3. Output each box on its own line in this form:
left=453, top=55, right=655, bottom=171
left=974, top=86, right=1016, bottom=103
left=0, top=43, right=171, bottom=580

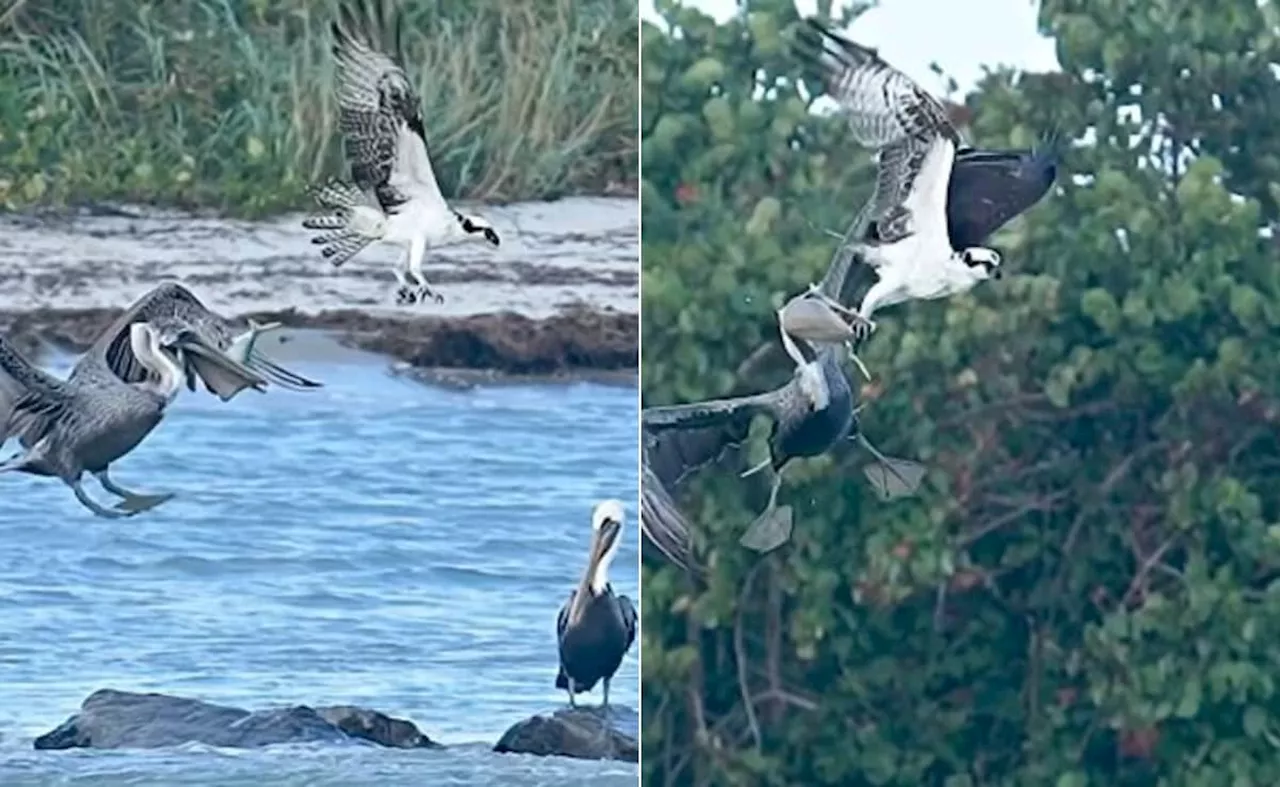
left=555, top=499, right=637, bottom=709
left=0, top=323, right=188, bottom=518
left=302, top=1, right=502, bottom=306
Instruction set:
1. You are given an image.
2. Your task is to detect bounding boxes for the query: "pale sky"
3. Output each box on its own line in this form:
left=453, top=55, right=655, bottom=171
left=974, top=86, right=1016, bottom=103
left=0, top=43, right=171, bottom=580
left=639, top=0, right=1061, bottom=96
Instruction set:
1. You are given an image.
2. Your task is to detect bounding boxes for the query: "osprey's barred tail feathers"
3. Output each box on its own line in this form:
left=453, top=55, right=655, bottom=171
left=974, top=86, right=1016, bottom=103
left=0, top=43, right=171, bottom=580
left=301, top=180, right=385, bottom=268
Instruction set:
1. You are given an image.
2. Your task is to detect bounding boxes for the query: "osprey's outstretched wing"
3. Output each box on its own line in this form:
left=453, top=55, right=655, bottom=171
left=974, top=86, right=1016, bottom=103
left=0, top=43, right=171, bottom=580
left=798, top=18, right=961, bottom=307
left=947, top=135, right=1061, bottom=249
left=331, top=1, right=447, bottom=214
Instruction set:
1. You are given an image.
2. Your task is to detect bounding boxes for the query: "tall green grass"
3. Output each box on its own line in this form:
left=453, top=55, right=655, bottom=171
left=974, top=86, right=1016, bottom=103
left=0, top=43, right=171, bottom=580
left=0, top=0, right=637, bottom=216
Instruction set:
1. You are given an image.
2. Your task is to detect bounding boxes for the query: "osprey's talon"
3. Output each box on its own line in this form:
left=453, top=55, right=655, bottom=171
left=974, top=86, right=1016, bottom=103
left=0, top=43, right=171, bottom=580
left=410, top=285, right=443, bottom=305
left=395, top=286, right=416, bottom=305
left=852, top=320, right=877, bottom=344
left=803, top=282, right=861, bottom=321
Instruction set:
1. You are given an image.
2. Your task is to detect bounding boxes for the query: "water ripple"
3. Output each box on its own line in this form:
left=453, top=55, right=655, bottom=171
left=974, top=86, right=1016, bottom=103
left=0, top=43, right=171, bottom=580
left=0, top=358, right=638, bottom=784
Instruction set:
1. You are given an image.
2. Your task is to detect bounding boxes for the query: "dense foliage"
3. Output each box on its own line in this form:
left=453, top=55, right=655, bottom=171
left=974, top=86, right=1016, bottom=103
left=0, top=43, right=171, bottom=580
left=641, top=0, right=1280, bottom=784
left=0, top=0, right=636, bottom=216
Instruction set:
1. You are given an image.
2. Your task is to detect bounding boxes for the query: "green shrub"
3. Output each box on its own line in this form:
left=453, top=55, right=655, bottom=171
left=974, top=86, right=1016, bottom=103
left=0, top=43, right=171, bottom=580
left=641, top=1, right=1280, bottom=784
left=0, top=0, right=636, bottom=216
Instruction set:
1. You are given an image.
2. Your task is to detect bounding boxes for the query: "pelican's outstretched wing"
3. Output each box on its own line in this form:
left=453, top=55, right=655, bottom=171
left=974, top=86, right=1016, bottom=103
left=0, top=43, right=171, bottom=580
left=77, top=282, right=321, bottom=400
left=641, top=443, right=698, bottom=573
left=331, top=1, right=445, bottom=213
left=0, top=337, right=71, bottom=445
left=639, top=406, right=765, bottom=574
left=641, top=385, right=798, bottom=433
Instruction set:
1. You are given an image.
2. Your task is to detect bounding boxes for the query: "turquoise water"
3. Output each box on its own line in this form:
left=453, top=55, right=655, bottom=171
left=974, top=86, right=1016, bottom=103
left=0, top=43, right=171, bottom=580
left=0, top=351, right=639, bottom=785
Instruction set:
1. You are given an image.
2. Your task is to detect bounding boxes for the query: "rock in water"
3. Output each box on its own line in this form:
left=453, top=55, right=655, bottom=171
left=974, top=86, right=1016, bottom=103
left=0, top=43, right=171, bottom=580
left=494, top=707, right=638, bottom=762
left=33, top=689, right=439, bottom=751
left=315, top=706, right=442, bottom=749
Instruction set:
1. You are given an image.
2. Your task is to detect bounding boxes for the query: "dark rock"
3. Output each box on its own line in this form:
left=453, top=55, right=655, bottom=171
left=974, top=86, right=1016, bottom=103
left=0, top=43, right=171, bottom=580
left=33, top=689, right=439, bottom=751
left=494, top=706, right=638, bottom=762
left=315, top=705, right=442, bottom=749
left=0, top=305, right=638, bottom=377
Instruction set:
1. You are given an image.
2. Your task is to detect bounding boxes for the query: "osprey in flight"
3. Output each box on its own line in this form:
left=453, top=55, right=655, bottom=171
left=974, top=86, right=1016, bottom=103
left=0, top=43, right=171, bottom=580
left=797, top=19, right=1059, bottom=339
left=303, top=2, right=501, bottom=306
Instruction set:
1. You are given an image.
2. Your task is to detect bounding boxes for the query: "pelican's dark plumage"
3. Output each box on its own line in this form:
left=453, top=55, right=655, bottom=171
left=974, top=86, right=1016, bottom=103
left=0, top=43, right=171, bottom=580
left=0, top=323, right=188, bottom=518
left=643, top=318, right=867, bottom=553
left=555, top=499, right=637, bottom=708
left=0, top=282, right=322, bottom=519
left=640, top=159, right=933, bottom=558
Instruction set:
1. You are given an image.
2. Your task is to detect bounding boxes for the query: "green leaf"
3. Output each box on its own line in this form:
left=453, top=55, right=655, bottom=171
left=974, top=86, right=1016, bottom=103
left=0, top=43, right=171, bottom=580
left=1056, top=772, right=1089, bottom=787
left=1175, top=678, right=1201, bottom=718
left=1245, top=705, right=1268, bottom=738
left=745, top=197, right=782, bottom=236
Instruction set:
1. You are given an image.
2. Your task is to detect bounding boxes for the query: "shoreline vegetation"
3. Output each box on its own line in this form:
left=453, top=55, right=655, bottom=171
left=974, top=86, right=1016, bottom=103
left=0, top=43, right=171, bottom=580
left=0, top=0, right=638, bottom=218
left=0, top=306, right=640, bottom=382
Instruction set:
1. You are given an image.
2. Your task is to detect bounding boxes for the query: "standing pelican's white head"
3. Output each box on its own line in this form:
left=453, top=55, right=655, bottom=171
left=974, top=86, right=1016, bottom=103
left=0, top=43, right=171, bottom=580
left=587, top=499, right=626, bottom=594
left=128, top=322, right=183, bottom=402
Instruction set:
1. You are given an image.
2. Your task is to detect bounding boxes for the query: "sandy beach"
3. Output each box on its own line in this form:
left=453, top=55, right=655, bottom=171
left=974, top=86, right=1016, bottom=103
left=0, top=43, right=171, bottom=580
left=0, top=197, right=638, bottom=383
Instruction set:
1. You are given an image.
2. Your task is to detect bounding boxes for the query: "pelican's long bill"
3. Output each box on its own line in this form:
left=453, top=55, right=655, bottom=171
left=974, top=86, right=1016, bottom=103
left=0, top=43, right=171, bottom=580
left=588, top=514, right=622, bottom=586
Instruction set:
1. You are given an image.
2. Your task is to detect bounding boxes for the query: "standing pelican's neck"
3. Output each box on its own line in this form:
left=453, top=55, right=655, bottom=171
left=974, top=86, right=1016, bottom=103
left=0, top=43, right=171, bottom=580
left=589, top=547, right=615, bottom=595
left=130, top=326, right=182, bottom=401
left=568, top=537, right=614, bottom=626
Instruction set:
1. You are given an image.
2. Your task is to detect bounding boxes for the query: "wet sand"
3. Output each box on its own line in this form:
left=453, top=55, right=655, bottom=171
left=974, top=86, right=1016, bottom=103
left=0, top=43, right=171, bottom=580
left=0, top=197, right=638, bottom=381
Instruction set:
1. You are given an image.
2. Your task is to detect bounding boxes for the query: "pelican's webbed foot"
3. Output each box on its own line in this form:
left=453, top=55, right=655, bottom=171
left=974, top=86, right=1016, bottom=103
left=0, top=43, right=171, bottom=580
left=95, top=470, right=175, bottom=514
left=854, top=435, right=927, bottom=501
left=112, top=492, right=175, bottom=515
left=72, top=479, right=135, bottom=520
left=863, top=457, right=926, bottom=501
left=739, top=468, right=794, bottom=553
left=740, top=504, right=794, bottom=553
